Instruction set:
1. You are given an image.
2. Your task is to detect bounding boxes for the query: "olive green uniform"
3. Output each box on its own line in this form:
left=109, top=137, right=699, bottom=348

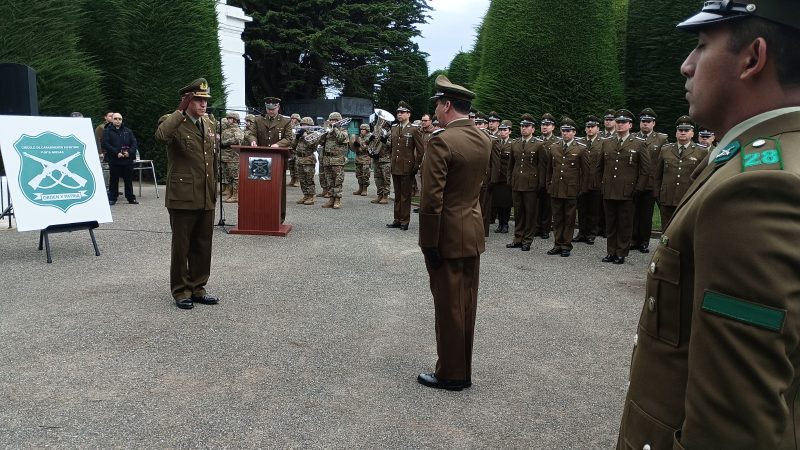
left=388, top=123, right=420, bottom=226
left=507, top=137, right=547, bottom=246
left=253, top=113, right=293, bottom=221
left=632, top=131, right=669, bottom=250
left=653, top=141, right=708, bottom=227
left=545, top=139, right=589, bottom=251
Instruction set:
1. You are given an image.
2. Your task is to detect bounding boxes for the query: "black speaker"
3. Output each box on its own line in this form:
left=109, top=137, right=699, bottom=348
left=0, top=63, right=38, bottom=116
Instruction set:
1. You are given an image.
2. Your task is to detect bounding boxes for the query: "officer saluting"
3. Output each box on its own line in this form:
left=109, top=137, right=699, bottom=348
left=617, top=1, right=800, bottom=448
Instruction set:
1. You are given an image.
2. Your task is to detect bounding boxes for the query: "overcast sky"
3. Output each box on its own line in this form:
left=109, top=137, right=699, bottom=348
left=413, top=0, right=490, bottom=74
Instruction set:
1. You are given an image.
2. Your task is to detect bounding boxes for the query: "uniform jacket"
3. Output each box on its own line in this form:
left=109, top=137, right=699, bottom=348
left=95, top=122, right=109, bottom=156
left=617, top=108, right=800, bottom=450
left=293, top=138, right=317, bottom=165
left=482, top=130, right=499, bottom=188
left=319, top=127, right=349, bottom=166
left=654, top=142, right=708, bottom=206
left=598, top=134, right=650, bottom=200
left=388, top=122, right=419, bottom=176
left=545, top=139, right=589, bottom=199
left=351, top=134, right=372, bottom=165
left=253, top=114, right=293, bottom=148
left=155, top=111, right=217, bottom=210
left=580, top=135, right=604, bottom=191
left=103, top=125, right=138, bottom=166
left=507, top=137, right=548, bottom=192
left=418, top=118, right=491, bottom=259
left=415, top=125, right=435, bottom=168
left=220, top=121, right=244, bottom=163
left=635, top=131, right=669, bottom=190
left=490, top=137, right=512, bottom=184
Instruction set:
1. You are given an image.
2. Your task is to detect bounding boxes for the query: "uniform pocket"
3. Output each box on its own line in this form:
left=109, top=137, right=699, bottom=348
left=567, top=183, right=578, bottom=197
left=623, top=182, right=635, bottom=197
left=168, top=172, right=194, bottom=202
left=622, top=400, right=677, bottom=450
left=641, top=245, right=681, bottom=346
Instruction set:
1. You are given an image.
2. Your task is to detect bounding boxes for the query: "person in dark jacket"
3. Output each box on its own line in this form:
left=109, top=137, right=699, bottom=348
left=103, top=113, right=139, bottom=204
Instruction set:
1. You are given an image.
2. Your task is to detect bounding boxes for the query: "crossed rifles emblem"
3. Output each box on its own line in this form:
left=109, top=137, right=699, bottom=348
left=23, top=152, right=88, bottom=190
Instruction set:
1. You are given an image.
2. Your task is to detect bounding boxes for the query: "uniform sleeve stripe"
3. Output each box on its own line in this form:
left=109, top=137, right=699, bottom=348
left=701, top=290, right=785, bottom=332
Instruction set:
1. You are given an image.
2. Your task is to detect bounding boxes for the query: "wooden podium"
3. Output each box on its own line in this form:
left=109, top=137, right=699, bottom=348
left=228, top=145, right=292, bottom=236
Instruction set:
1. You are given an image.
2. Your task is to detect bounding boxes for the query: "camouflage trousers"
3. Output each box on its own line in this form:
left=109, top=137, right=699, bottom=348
left=221, top=160, right=239, bottom=190
left=373, top=161, right=391, bottom=195
left=355, top=162, right=371, bottom=187
left=324, top=165, right=345, bottom=198
left=288, top=157, right=297, bottom=179
left=297, top=163, right=316, bottom=196
left=318, top=160, right=329, bottom=193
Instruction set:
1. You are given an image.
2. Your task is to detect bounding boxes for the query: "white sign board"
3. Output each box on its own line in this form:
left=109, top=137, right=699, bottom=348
left=0, top=115, right=112, bottom=231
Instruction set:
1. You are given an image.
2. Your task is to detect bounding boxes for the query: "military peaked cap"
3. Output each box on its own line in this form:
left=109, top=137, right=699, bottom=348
left=499, top=119, right=512, bottom=129
left=264, top=97, right=281, bottom=108
left=396, top=101, right=412, bottom=112
left=520, top=114, right=536, bottom=126
left=615, top=109, right=636, bottom=122
left=488, top=111, right=501, bottom=121
left=475, top=111, right=487, bottom=123
left=676, top=115, right=696, bottom=129
left=639, top=108, right=657, bottom=121
left=560, top=117, right=577, bottom=130
left=179, top=78, right=212, bottom=98
left=585, top=115, right=601, bottom=126
left=604, top=109, right=617, bottom=120
left=698, top=127, right=715, bottom=137
left=430, top=75, right=476, bottom=102
left=678, top=0, right=800, bottom=31
left=540, top=113, right=556, bottom=125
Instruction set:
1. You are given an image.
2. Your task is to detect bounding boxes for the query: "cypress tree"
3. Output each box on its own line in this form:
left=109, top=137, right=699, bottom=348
left=376, top=49, right=430, bottom=116
left=624, top=0, right=696, bottom=131
left=471, top=0, right=625, bottom=131
left=0, top=1, right=105, bottom=118
left=447, top=52, right=474, bottom=89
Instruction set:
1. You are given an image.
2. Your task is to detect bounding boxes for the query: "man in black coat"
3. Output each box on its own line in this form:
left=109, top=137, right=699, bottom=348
left=103, top=113, right=139, bottom=205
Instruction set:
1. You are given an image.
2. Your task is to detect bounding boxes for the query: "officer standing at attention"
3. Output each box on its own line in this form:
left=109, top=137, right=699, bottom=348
left=597, top=109, right=649, bottom=264
left=574, top=116, right=604, bottom=245
left=601, top=109, right=617, bottom=138
left=653, top=115, right=708, bottom=227
left=490, top=120, right=514, bottom=234
left=155, top=78, right=220, bottom=310
left=250, top=96, right=293, bottom=222
left=417, top=75, right=491, bottom=391
left=386, top=101, right=419, bottom=231
left=631, top=108, right=668, bottom=253
left=537, top=113, right=560, bottom=239
left=506, top=114, right=547, bottom=251
left=617, top=1, right=800, bottom=448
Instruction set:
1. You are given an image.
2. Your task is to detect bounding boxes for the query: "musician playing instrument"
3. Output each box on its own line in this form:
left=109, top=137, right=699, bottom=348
left=317, top=112, right=350, bottom=209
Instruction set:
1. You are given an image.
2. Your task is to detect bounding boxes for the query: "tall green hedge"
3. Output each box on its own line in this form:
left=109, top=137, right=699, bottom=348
left=624, top=0, right=696, bottom=131
left=0, top=1, right=105, bottom=118
left=447, top=52, right=474, bottom=89
left=471, top=0, right=625, bottom=134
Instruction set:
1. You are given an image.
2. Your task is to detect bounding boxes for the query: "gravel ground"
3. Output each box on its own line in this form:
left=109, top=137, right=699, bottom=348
left=0, top=175, right=651, bottom=449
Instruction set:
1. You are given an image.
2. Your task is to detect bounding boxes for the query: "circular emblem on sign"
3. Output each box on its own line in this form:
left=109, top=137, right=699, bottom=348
left=752, top=139, right=766, bottom=148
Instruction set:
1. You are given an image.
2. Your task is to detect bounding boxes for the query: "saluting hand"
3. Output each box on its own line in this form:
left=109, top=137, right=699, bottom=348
left=177, top=92, right=194, bottom=112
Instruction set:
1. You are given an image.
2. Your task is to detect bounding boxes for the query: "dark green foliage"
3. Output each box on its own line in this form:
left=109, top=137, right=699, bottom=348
left=376, top=49, right=430, bottom=116
left=117, top=0, right=225, bottom=175
left=625, top=0, right=696, bottom=131
left=471, top=0, right=625, bottom=134
left=447, top=52, right=474, bottom=89
left=231, top=0, right=430, bottom=104
left=427, top=69, right=448, bottom=99
left=0, top=1, right=105, bottom=119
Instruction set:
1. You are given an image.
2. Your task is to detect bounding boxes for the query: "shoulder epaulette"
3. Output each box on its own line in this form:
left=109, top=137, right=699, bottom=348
left=634, top=136, right=647, bottom=141
left=431, top=129, right=445, bottom=136
left=391, top=124, right=399, bottom=128
left=534, top=137, right=544, bottom=142
left=697, top=143, right=708, bottom=148
left=658, top=132, right=668, bottom=138
left=600, top=135, right=615, bottom=140
left=576, top=141, right=587, bottom=147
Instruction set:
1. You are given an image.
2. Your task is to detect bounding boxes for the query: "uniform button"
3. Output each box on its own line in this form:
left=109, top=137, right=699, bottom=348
left=559, top=177, right=562, bottom=180
left=643, top=445, right=652, bottom=450
left=648, top=297, right=656, bottom=311
left=677, top=182, right=681, bottom=185
left=633, top=333, right=638, bottom=346
left=677, top=175, right=681, bottom=178
left=649, top=262, right=656, bottom=274
left=614, top=167, right=618, bottom=170
left=613, top=175, right=617, bottom=178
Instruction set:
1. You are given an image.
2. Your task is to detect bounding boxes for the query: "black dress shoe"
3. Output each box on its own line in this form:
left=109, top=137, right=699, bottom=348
left=573, top=235, right=587, bottom=243
left=546, top=247, right=561, bottom=255
left=413, top=208, right=420, bottom=213
left=386, top=222, right=402, bottom=228
left=417, top=372, right=469, bottom=391
left=639, top=245, right=650, bottom=253
left=586, top=238, right=595, bottom=245
left=500, top=225, right=509, bottom=233
left=506, top=242, right=522, bottom=248
left=175, top=298, right=194, bottom=309
left=128, top=199, right=139, bottom=204
left=191, top=294, right=220, bottom=305
left=400, top=224, right=409, bottom=231
left=613, top=256, right=626, bottom=264
left=521, top=244, right=531, bottom=251
left=540, top=233, right=550, bottom=239
left=493, top=226, right=504, bottom=233
left=109, top=200, right=116, bottom=205
left=560, top=250, right=571, bottom=257
left=602, top=255, right=615, bottom=263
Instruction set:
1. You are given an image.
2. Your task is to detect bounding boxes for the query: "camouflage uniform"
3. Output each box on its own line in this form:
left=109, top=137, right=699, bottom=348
left=372, top=139, right=392, bottom=200
left=319, top=127, right=349, bottom=199
left=351, top=130, right=372, bottom=194
left=317, top=143, right=329, bottom=196
left=294, top=120, right=318, bottom=201
left=244, top=114, right=256, bottom=145
left=220, top=117, right=244, bottom=200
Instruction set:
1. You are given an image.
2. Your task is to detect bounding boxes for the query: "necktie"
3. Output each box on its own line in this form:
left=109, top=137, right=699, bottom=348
left=679, top=145, right=685, bottom=157
left=196, top=119, right=203, bottom=135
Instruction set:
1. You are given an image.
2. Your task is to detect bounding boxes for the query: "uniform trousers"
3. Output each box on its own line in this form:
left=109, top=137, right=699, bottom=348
left=577, top=190, right=602, bottom=239
left=480, top=185, right=492, bottom=236
left=373, top=161, right=392, bottom=195
left=318, top=159, right=329, bottom=193
left=324, top=164, right=345, bottom=198
left=355, top=162, right=371, bottom=187
left=298, top=163, right=316, bottom=196
left=425, top=255, right=480, bottom=381
left=551, top=197, right=578, bottom=250
left=659, top=204, right=677, bottom=231
left=632, top=190, right=656, bottom=248
left=512, top=190, right=540, bottom=245
left=603, top=199, right=635, bottom=257
left=536, top=190, right=552, bottom=234
left=392, top=174, right=414, bottom=225
left=168, top=208, right=214, bottom=300
left=108, top=164, right=135, bottom=201
left=492, top=183, right=512, bottom=228
left=288, top=157, right=296, bottom=179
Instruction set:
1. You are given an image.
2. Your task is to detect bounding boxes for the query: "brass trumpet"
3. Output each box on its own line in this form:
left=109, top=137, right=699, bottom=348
left=368, top=109, right=395, bottom=156
left=303, top=117, right=352, bottom=144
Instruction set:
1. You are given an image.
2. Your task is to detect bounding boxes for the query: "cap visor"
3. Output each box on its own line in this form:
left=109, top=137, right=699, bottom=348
left=677, top=11, right=736, bottom=29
